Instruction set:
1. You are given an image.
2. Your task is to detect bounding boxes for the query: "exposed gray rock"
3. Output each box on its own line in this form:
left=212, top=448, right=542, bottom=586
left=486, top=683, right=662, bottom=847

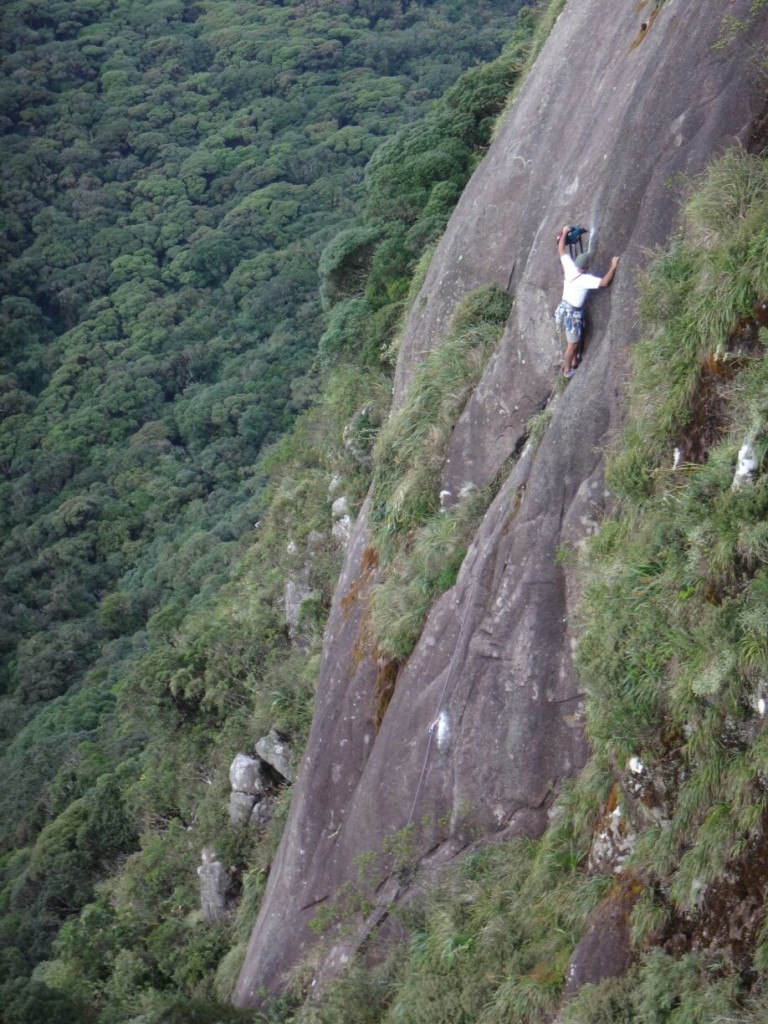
left=229, top=753, right=267, bottom=797
left=229, top=790, right=257, bottom=829
left=331, top=495, right=349, bottom=520
left=234, top=0, right=768, bottom=1007
left=250, top=797, right=276, bottom=830
left=230, top=742, right=290, bottom=828
left=588, top=802, right=636, bottom=875
left=343, top=405, right=376, bottom=465
left=732, top=442, right=757, bottom=490
left=562, top=880, right=639, bottom=1000
left=255, top=729, right=295, bottom=783
left=284, top=572, right=313, bottom=639
left=331, top=495, right=352, bottom=547
left=197, top=847, right=229, bottom=922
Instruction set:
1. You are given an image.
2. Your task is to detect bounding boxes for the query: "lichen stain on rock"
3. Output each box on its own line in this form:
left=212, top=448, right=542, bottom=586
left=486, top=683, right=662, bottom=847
left=371, top=658, right=400, bottom=732
left=340, top=544, right=379, bottom=621
left=588, top=782, right=636, bottom=875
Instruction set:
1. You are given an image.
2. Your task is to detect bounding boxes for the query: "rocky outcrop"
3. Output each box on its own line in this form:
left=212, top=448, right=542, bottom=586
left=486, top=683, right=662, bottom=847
left=562, top=878, right=641, bottom=1000
left=234, top=0, right=768, bottom=1007
left=228, top=753, right=268, bottom=828
left=330, top=495, right=352, bottom=547
left=198, top=847, right=229, bottom=923
left=255, top=728, right=295, bottom=785
left=228, top=734, right=294, bottom=829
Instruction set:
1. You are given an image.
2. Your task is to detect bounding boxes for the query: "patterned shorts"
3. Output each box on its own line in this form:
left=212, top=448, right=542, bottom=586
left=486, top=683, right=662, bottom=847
left=554, top=301, right=584, bottom=341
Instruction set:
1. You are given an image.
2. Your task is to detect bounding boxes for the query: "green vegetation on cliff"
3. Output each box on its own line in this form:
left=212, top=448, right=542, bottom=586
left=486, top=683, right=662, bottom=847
left=368, top=283, right=513, bottom=660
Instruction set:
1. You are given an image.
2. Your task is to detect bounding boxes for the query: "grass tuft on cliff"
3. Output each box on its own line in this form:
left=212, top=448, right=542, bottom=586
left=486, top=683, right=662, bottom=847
left=366, top=284, right=513, bottom=659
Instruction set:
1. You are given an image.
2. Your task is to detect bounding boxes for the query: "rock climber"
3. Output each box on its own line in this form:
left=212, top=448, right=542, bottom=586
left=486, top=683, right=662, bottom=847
left=555, top=224, right=619, bottom=378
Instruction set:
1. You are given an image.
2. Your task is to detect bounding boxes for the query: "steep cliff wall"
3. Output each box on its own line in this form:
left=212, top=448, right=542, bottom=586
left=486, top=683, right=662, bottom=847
left=235, top=0, right=768, bottom=1006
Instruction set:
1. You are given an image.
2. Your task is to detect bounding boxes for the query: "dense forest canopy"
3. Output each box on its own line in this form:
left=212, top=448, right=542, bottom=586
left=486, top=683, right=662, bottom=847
left=0, top=0, right=519, bottom=707
left=0, top=0, right=534, bottom=1019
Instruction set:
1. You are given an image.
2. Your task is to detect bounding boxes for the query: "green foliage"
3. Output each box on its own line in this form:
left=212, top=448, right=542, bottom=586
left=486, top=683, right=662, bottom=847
left=132, top=996, right=255, bottom=1024
left=608, top=149, right=768, bottom=502
left=318, top=12, right=537, bottom=369
left=318, top=226, right=382, bottom=311
left=369, top=485, right=489, bottom=659
left=23, top=773, right=137, bottom=919
left=0, top=0, right=526, bottom=724
left=294, top=960, right=397, bottom=1024
left=370, top=285, right=512, bottom=555
left=629, top=885, right=670, bottom=949
left=716, top=0, right=768, bottom=48
left=562, top=952, right=753, bottom=1024
left=631, top=949, right=743, bottom=1023
left=0, top=977, right=83, bottom=1024
left=318, top=297, right=377, bottom=367
left=366, top=284, right=512, bottom=658
left=561, top=974, right=637, bottom=1024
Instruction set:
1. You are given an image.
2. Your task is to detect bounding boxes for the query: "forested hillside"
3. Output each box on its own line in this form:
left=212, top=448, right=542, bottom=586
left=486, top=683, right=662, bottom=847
left=0, top=1, right=533, bottom=1020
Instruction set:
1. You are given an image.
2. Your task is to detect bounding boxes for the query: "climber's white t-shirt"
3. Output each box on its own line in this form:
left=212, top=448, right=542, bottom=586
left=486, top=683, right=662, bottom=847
left=560, top=254, right=602, bottom=308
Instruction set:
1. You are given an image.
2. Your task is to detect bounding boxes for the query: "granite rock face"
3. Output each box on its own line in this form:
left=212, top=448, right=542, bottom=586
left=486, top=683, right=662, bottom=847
left=234, top=0, right=768, bottom=1007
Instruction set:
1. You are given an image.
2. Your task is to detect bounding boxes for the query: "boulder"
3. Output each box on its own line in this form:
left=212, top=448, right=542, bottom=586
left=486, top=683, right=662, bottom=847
left=229, top=753, right=268, bottom=797
left=732, top=442, right=757, bottom=490
left=284, top=573, right=314, bottom=640
left=255, top=729, right=295, bottom=783
left=331, top=495, right=352, bottom=547
left=229, top=790, right=257, bottom=829
left=250, top=797, right=276, bottom=830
